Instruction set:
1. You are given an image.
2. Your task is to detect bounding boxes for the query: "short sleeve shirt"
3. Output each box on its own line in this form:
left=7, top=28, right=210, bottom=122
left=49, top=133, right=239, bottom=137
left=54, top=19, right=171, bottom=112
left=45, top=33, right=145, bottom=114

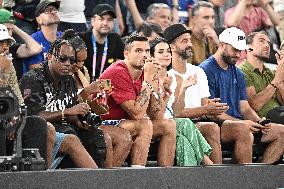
left=19, top=63, right=78, bottom=133
left=199, top=56, right=247, bottom=119
left=165, top=63, right=210, bottom=118
left=99, top=61, right=143, bottom=120
left=240, top=60, right=280, bottom=117
left=23, top=31, right=62, bottom=74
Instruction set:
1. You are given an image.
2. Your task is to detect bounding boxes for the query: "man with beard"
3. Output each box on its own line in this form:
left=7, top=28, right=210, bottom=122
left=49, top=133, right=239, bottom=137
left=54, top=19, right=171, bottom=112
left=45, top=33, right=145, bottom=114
left=81, top=4, right=124, bottom=81
left=240, top=31, right=284, bottom=124
left=100, top=34, right=176, bottom=167
left=163, top=24, right=227, bottom=164
left=199, top=27, right=284, bottom=164
left=23, top=0, right=61, bottom=74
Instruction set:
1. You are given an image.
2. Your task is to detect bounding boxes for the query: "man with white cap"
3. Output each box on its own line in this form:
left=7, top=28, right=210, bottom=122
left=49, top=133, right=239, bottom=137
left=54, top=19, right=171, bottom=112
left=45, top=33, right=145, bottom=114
left=199, top=27, right=284, bottom=164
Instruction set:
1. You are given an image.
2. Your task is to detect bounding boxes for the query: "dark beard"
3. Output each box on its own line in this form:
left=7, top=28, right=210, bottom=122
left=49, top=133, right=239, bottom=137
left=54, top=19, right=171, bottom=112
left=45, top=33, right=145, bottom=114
left=178, top=47, right=192, bottom=60
left=221, top=53, right=236, bottom=65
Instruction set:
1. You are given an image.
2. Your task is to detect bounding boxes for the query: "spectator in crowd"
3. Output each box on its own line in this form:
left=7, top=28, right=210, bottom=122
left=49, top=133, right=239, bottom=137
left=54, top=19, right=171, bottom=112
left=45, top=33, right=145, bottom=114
left=2, top=0, right=40, bottom=36
left=19, top=38, right=123, bottom=168
left=58, top=0, right=87, bottom=32
left=0, top=28, right=97, bottom=169
left=81, top=4, right=124, bottom=81
left=84, top=0, right=125, bottom=35
left=200, top=27, right=284, bottom=164
left=125, top=1, right=175, bottom=33
left=163, top=24, right=227, bottom=164
left=274, top=0, right=284, bottom=42
left=23, top=0, right=61, bottom=74
left=62, top=29, right=132, bottom=167
left=136, top=22, right=163, bottom=42
left=0, top=9, right=42, bottom=80
left=100, top=34, right=176, bottom=167
left=240, top=31, right=284, bottom=124
left=225, top=0, right=279, bottom=36
left=189, top=1, right=219, bottom=65
left=149, top=37, right=213, bottom=165
left=167, top=0, right=194, bottom=26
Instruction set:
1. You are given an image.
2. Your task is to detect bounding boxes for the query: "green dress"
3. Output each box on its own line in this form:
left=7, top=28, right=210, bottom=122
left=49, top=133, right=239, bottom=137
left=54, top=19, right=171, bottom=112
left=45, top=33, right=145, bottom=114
left=175, top=118, right=212, bottom=166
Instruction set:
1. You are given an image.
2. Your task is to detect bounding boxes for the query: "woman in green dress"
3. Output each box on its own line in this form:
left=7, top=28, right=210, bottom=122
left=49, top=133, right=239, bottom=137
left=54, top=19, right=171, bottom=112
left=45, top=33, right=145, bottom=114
left=149, top=37, right=213, bottom=165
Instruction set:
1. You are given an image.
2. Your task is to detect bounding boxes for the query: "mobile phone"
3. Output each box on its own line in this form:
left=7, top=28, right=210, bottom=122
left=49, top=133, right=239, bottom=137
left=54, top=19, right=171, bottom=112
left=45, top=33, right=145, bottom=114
left=101, top=79, right=111, bottom=92
left=259, top=119, right=271, bottom=126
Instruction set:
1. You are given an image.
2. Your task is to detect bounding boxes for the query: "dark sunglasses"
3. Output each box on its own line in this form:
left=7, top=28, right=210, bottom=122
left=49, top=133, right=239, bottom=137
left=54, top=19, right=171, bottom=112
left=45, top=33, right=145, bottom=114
left=57, top=55, right=76, bottom=64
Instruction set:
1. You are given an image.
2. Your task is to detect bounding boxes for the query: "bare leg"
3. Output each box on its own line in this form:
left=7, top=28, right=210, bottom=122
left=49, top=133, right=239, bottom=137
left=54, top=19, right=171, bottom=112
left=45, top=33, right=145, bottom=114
left=119, top=119, right=153, bottom=166
left=221, top=120, right=254, bottom=164
left=261, top=123, right=284, bottom=163
left=152, top=119, right=176, bottom=167
left=101, top=131, right=113, bottom=168
left=46, top=123, right=56, bottom=169
left=197, top=122, right=222, bottom=164
left=100, top=125, right=132, bottom=167
left=59, top=134, right=98, bottom=168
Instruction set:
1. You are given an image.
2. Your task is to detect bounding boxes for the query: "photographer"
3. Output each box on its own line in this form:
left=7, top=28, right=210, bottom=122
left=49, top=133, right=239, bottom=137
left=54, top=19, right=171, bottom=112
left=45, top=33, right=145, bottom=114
left=19, top=38, right=111, bottom=168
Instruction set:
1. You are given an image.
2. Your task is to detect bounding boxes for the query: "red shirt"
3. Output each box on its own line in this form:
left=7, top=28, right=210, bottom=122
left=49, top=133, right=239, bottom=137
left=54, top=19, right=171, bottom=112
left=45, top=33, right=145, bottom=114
left=100, top=61, right=143, bottom=120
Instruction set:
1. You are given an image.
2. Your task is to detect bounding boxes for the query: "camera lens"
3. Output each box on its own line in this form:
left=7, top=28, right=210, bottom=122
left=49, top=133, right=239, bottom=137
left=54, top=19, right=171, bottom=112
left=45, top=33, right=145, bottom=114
left=0, top=100, right=9, bottom=114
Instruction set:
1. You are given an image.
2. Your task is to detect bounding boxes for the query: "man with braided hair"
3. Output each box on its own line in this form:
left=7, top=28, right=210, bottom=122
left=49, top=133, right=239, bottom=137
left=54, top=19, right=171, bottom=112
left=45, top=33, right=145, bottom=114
left=19, top=38, right=131, bottom=168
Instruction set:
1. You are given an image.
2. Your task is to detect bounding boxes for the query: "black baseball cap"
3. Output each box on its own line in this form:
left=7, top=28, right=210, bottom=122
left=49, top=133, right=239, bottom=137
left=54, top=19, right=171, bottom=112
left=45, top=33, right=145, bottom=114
left=35, top=0, right=60, bottom=17
left=92, top=4, right=116, bottom=18
left=163, top=24, right=192, bottom=43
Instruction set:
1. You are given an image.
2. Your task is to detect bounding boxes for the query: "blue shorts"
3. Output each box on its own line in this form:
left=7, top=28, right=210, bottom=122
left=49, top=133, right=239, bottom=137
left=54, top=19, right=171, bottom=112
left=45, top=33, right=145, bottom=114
left=51, top=132, right=67, bottom=169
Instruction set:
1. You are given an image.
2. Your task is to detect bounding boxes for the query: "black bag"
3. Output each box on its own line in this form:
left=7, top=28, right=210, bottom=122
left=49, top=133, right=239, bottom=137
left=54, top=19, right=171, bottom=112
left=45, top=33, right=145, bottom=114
left=77, top=127, right=106, bottom=168
left=266, top=106, right=284, bottom=124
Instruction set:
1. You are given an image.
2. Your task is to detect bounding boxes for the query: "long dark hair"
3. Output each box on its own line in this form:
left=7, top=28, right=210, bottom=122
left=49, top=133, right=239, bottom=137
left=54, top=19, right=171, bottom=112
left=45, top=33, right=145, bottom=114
left=150, top=37, right=172, bottom=70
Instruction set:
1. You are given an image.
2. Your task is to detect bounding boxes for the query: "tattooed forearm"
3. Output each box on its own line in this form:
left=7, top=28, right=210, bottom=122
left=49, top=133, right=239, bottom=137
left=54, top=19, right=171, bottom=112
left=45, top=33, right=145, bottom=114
left=136, top=88, right=149, bottom=107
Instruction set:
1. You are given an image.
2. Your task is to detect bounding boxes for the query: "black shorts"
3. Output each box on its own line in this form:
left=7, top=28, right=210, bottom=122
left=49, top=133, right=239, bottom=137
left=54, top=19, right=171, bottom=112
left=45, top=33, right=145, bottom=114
left=191, top=117, right=225, bottom=126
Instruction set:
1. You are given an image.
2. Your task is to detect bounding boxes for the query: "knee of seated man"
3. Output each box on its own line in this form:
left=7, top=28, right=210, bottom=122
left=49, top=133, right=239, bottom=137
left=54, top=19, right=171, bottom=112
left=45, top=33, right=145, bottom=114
left=230, top=121, right=253, bottom=141
left=270, top=123, right=284, bottom=138
left=137, top=118, right=153, bottom=138
left=160, top=119, right=176, bottom=136
left=63, top=134, right=82, bottom=150
left=204, top=122, right=220, bottom=135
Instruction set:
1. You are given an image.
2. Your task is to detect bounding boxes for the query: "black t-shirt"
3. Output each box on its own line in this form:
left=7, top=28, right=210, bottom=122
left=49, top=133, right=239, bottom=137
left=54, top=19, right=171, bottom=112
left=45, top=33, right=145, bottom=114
left=136, top=0, right=169, bottom=14
left=81, top=31, right=124, bottom=81
left=84, top=0, right=116, bottom=17
left=19, top=63, right=79, bottom=134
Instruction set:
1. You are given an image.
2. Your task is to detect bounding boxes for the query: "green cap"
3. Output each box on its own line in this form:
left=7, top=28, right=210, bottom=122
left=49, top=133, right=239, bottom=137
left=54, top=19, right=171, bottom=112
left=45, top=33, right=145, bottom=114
left=0, top=9, right=16, bottom=24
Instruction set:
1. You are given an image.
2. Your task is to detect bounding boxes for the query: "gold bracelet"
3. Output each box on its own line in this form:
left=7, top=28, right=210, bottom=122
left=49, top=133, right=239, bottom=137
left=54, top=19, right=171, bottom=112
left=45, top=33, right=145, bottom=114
left=61, top=108, right=65, bottom=120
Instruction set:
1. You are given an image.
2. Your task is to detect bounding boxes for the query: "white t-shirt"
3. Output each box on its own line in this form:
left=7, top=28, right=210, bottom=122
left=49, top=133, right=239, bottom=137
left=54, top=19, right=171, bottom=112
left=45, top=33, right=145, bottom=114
left=58, top=0, right=86, bottom=23
left=165, top=63, right=210, bottom=118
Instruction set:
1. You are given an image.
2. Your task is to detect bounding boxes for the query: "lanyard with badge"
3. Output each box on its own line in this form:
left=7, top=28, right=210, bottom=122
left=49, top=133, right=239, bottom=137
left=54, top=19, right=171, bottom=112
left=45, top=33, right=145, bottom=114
left=92, top=34, right=108, bottom=81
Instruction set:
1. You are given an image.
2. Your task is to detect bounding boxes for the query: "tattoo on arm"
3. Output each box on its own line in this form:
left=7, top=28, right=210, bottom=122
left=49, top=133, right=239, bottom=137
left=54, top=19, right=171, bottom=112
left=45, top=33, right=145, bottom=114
left=136, top=88, right=149, bottom=107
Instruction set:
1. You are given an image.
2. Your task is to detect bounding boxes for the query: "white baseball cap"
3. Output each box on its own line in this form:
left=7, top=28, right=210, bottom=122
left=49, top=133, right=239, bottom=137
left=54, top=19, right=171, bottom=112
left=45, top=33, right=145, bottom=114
left=0, top=24, right=15, bottom=47
left=219, top=27, right=248, bottom=51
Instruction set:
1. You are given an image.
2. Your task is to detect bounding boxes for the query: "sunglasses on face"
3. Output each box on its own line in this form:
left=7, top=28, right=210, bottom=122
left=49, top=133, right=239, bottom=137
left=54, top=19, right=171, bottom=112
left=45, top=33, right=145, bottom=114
left=57, top=55, right=76, bottom=64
